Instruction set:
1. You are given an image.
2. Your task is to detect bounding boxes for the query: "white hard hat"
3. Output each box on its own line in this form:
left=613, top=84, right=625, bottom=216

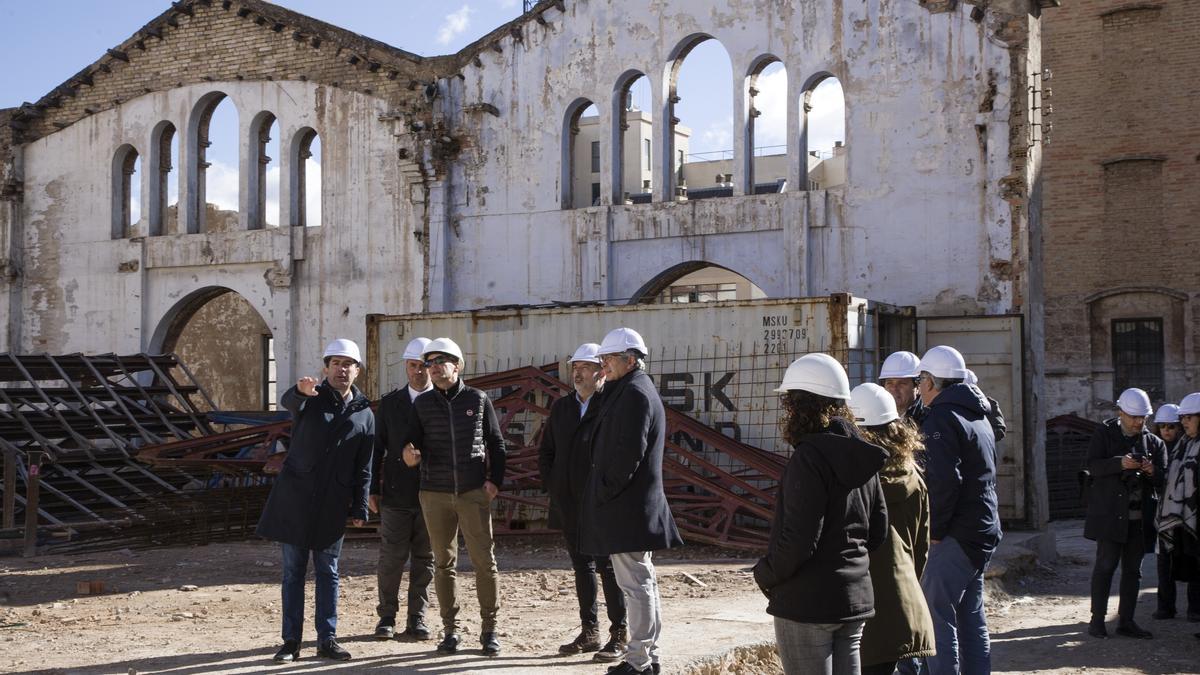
left=879, top=351, right=921, bottom=380
left=1115, top=388, right=1153, bottom=417
left=1155, top=403, right=1180, bottom=424
left=850, top=383, right=900, bottom=426
left=597, top=327, right=648, bottom=357
left=323, top=338, right=363, bottom=365
left=423, top=337, right=464, bottom=364
left=568, top=342, right=602, bottom=364
left=774, top=353, right=851, bottom=400
left=917, top=345, right=969, bottom=380
left=1178, top=392, right=1200, bottom=416
left=964, top=369, right=979, bottom=386
left=402, top=337, right=432, bottom=362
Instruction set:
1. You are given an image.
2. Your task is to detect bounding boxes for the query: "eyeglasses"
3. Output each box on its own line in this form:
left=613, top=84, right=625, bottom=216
left=424, top=356, right=455, bottom=367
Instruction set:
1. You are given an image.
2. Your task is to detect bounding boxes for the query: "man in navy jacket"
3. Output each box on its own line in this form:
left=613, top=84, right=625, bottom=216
left=916, top=346, right=1002, bottom=675
left=256, top=339, right=374, bottom=663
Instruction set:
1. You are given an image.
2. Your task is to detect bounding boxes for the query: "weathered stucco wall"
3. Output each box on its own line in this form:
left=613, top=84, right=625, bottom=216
left=436, top=0, right=1033, bottom=315
left=173, top=290, right=270, bottom=411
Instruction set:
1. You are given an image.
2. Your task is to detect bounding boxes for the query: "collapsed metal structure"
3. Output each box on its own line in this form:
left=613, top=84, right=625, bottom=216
left=3, top=356, right=783, bottom=554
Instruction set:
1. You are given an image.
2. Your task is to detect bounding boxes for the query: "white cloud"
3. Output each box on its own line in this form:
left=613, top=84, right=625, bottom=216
left=306, top=161, right=322, bottom=228
left=437, top=6, right=474, bottom=45
left=205, top=160, right=240, bottom=213
left=265, top=165, right=281, bottom=227
left=698, top=121, right=733, bottom=159
left=497, top=0, right=520, bottom=8
left=752, top=66, right=788, bottom=151
left=807, top=79, right=846, bottom=157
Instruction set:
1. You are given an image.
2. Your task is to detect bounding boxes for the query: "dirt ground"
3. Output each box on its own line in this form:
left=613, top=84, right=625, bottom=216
left=1, top=522, right=1198, bottom=674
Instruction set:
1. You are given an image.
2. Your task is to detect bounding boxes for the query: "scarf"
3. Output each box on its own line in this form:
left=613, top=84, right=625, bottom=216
left=1158, top=435, right=1200, bottom=552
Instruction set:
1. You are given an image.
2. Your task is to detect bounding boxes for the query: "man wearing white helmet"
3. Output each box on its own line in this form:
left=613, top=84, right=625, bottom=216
left=879, top=351, right=924, bottom=422
left=400, top=337, right=507, bottom=657
left=914, top=345, right=1001, bottom=674
left=1157, top=393, right=1200, bottom=630
left=1150, top=403, right=1198, bottom=621
left=256, top=339, right=375, bottom=662
left=1083, top=387, right=1166, bottom=640
left=538, top=343, right=628, bottom=661
left=580, top=327, right=682, bottom=675
left=369, top=337, right=436, bottom=642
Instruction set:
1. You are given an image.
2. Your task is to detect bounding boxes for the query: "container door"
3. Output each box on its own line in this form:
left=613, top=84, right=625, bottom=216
left=917, top=315, right=1025, bottom=521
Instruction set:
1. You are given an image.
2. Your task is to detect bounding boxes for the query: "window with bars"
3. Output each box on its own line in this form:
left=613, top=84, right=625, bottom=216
left=1112, top=318, right=1164, bottom=401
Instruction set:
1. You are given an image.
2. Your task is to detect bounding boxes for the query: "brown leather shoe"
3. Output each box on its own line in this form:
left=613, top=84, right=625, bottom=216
left=559, top=623, right=601, bottom=654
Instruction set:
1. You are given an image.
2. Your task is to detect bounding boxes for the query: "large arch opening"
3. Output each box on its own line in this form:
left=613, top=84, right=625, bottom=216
left=744, top=57, right=788, bottom=194
left=149, top=121, right=177, bottom=236
left=290, top=127, right=322, bottom=227
left=154, top=287, right=275, bottom=411
left=801, top=75, right=846, bottom=190
left=562, top=98, right=600, bottom=209
left=612, top=71, right=655, bottom=204
left=188, top=92, right=239, bottom=234
left=249, top=111, right=281, bottom=229
left=668, top=36, right=731, bottom=200
left=630, top=262, right=767, bottom=305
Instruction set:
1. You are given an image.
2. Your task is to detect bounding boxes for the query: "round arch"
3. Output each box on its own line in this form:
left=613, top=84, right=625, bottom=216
left=629, top=261, right=766, bottom=305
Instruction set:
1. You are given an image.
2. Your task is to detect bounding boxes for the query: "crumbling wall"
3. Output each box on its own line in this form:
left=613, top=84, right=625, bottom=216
left=436, top=0, right=1037, bottom=314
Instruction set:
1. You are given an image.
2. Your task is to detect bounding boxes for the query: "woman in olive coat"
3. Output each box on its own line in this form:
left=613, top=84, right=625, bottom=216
left=851, top=383, right=936, bottom=675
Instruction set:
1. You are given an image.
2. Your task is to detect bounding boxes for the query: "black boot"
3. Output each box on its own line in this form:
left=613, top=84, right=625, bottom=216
left=481, top=631, right=501, bottom=657
left=272, top=640, right=300, bottom=662
left=559, top=622, right=601, bottom=654
left=1087, top=617, right=1107, bottom=638
left=374, top=616, right=396, bottom=639
left=404, top=614, right=431, bottom=640
left=436, top=632, right=461, bottom=653
left=594, top=625, right=628, bottom=662
left=1116, top=620, right=1153, bottom=639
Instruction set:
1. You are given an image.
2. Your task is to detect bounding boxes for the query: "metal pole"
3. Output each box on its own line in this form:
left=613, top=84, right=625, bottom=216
left=2, top=450, right=15, bottom=530
left=23, top=451, right=41, bottom=557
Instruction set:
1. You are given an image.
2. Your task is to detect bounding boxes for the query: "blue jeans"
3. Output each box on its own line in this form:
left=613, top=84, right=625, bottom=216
left=922, top=537, right=991, bottom=675
left=281, top=537, right=343, bottom=643
left=773, top=617, right=865, bottom=675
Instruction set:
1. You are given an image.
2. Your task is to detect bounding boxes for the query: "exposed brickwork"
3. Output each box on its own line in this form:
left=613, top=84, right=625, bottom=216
left=1042, top=0, right=1200, bottom=415
left=8, top=0, right=449, bottom=145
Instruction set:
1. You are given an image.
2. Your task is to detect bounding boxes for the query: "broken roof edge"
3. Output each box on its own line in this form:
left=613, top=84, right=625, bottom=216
left=15, top=0, right=433, bottom=119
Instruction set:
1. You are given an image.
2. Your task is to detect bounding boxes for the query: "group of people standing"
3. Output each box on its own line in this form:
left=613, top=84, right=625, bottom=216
left=757, top=345, right=1004, bottom=675
left=1082, top=387, right=1200, bottom=641
left=254, top=328, right=681, bottom=675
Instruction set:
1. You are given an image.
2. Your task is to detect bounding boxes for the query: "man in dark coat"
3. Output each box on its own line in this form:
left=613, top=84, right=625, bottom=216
left=401, top=337, right=507, bottom=657
left=915, top=346, right=1002, bottom=675
left=369, top=336, right=435, bottom=641
left=1084, top=388, right=1166, bottom=639
left=581, top=327, right=683, bottom=675
left=538, top=342, right=628, bottom=660
left=256, top=339, right=374, bottom=663
left=1151, top=403, right=1199, bottom=620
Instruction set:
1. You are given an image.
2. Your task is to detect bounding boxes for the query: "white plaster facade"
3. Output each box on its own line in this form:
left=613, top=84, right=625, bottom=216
left=1, top=0, right=1042, bottom=393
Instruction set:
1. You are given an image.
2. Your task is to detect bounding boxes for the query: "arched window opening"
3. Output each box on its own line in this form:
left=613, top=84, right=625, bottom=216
left=291, top=128, right=322, bottom=227
left=111, top=144, right=140, bottom=239
left=561, top=100, right=600, bottom=209
left=149, top=122, right=176, bottom=236
left=630, top=262, right=767, bottom=305
left=613, top=73, right=654, bottom=204
left=746, top=59, right=788, bottom=194
left=156, top=287, right=275, bottom=411
left=802, top=76, right=846, bottom=190
left=249, top=112, right=280, bottom=229
left=670, top=37, right=732, bottom=201
left=192, top=93, right=239, bottom=233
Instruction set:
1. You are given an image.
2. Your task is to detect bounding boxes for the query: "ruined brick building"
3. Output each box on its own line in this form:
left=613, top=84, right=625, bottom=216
left=1041, top=1, right=1200, bottom=421
left=0, top=0, right=1053, bottom=522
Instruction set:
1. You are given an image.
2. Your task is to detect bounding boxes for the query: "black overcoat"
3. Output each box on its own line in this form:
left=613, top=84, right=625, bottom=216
left=578, top=368, right=683, bottom=556
left=537, top=390, right=603, bottom=544
left=1083, top=418, right=1166, bottom=552
left=255, top=381, right=374, bottom=550
left=371, top=386, right=422, bottom=509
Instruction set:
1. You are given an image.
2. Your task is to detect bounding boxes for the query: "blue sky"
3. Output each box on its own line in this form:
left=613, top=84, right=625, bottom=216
left=0, top=1, right=842, bottom=220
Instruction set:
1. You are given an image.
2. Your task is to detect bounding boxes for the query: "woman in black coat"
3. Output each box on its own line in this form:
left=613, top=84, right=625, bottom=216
left=754, top=353, right=888, bottom=675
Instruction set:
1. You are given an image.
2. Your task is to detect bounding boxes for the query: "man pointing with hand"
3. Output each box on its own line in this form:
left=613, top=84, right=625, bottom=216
left=257, top=339, right=375, bottom=663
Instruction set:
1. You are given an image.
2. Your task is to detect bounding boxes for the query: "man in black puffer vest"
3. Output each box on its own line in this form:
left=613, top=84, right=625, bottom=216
left=369, top=336, right=435, bottom=641
left=401, top=337, right=507, bottom=657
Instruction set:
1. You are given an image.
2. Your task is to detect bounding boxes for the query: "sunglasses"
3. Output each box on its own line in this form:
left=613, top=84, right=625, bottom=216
left=424, top=356, right=455, bottom=367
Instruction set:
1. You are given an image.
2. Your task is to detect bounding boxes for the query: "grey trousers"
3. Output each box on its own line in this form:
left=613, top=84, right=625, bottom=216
left=773, top=617, right=866, bottom=675
left=376, top=504, right=434, bottom=622
left=611, top=551, right=663, bottom=670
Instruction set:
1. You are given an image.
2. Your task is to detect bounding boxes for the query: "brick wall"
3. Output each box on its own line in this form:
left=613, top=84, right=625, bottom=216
left=1042, top=0, right=1200, bottom=416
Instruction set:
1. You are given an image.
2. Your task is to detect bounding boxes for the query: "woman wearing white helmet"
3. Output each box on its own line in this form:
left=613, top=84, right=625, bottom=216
left=753, top=354, right=888, bottom=675
left=850, top=384, right=936, bottom=675
left=1158, top=393, right=1200, bottom=631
